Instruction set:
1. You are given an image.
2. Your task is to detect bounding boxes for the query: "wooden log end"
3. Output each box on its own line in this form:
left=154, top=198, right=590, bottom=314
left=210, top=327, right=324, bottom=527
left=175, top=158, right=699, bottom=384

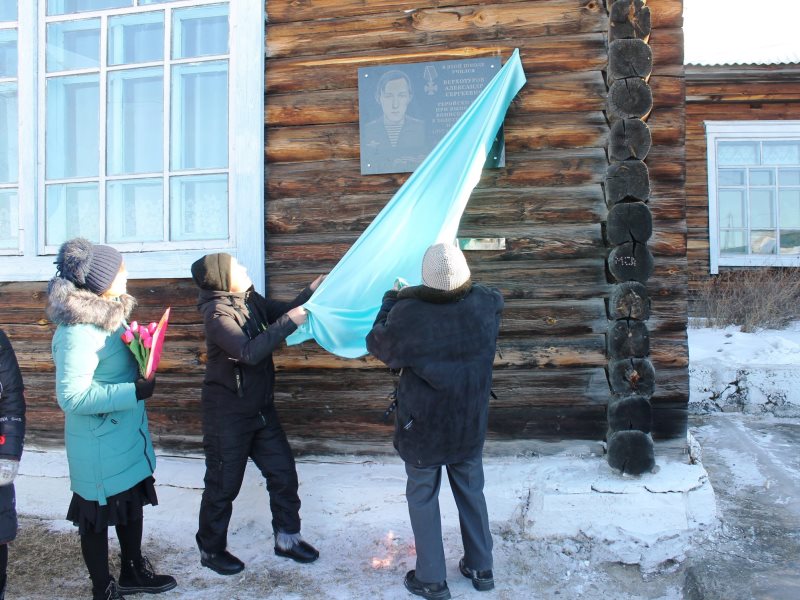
left=606, top=201, right=653, bottom=245
left=608, top=394, right=652, bottom=433
left=609, top=0, right=652, bottom=42
left=606, top=429, right=656, bottom=475
left=605, top=160, right=651, bottom=206
left=609, top=118, right=652, bottom=162
left=608, top=281, right=651, bottom=320
left=607, top=319, right=651, bottom=359
left=607, top=78, right=653, bottom=121
left=608, top=357, right=655, bottom=397
left=608, top=242, right=654, bottom=283
left=608, top=39, right=653, bottom=83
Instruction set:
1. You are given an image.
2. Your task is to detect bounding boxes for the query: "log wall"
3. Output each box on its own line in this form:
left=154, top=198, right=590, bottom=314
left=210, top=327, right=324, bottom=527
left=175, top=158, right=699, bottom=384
left=4, top=0, right=688, bottom=453
left=686, top=64, right=800, bottom=298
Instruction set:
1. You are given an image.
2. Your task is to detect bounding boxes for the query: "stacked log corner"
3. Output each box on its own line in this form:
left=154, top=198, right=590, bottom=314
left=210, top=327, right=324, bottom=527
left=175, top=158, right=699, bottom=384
left=604, top=0, right=656, bottom=475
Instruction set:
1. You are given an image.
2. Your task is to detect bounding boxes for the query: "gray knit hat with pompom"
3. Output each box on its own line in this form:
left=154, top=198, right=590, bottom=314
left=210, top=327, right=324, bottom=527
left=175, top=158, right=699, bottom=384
left=55, top=238, right=123, bottom=295
left=421, top=242, right=471, bottom=291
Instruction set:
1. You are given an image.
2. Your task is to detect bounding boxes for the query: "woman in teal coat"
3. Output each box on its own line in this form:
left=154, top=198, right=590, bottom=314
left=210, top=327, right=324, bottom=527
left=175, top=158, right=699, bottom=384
left=47, top=238, right=175, bottom=600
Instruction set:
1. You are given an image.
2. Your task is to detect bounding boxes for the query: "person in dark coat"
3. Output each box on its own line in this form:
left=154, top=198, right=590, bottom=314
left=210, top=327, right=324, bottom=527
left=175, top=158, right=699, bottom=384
left=47, top=238, right=176, bottom=600
left=366, top=242, right=503, bottom=600
left=0, top=329, right=25, bottom=600
left=191, top=253, right=324, bottom=575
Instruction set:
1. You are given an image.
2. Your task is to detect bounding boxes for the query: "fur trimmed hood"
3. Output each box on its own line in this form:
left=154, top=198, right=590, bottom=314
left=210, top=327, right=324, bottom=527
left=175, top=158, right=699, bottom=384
left=46, top=276, right=136, bottom=332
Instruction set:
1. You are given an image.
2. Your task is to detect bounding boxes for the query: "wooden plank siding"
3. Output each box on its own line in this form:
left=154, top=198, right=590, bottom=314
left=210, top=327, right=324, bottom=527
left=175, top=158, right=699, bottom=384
left=6, top=0, right=689, bottom=452
left=686, top=64, right=800, bottom=302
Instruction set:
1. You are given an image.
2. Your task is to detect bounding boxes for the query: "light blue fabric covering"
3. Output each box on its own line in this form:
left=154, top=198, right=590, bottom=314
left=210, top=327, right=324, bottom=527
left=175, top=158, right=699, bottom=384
left=287, top=49, right=527, bottom=358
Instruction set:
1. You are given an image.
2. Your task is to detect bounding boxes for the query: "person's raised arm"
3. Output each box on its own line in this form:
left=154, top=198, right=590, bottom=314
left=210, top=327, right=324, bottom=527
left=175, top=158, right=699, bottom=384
left=206, top=308, right=298, bottom=365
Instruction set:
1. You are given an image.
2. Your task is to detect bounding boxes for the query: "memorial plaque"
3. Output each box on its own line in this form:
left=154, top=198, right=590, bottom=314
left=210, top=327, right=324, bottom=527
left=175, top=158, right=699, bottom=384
left=358, top=57, right=504, bottom=175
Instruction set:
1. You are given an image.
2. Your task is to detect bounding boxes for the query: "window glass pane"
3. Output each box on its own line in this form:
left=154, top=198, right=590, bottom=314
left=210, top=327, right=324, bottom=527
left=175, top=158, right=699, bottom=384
left=108, top=12, right=164, bottom=66
left=107, top=68, right=163, bottom=175
left=749, top=169, right=774, bottom=186
left=750, top=230, right=777, bottom=254
left=47, top=0, right=131, bottom=16
left=749, top=189, right=775, bottom=228
left=47, top=19, right=100, bottom=72
left=0, top=83, right=17, bottom=184
left=0, top=3, right=17, bottom=22
left=172, top=4, right=229, bottom=60
left=140, top=0, right=182, bottom=5
left=779, top=169, right=800, bottom=186
left=779, top=190, right=800, bottom=229
left=0, top=189, right=18, bottom=249
left=718, top=141, right=759, bottom=166
left=763, top=141, right=800, bottom=165
left=46, top=74, right=99, bottom=179
left=719, top=190, right=745, bottom=228
left=780, top=230, right=800, bottom=255
left=171, top=61, right=228, bottom=170
left=106, top=179, right=164, bottom=242
left=720, top=230, right=746, bottom=254
left=718, top=169, right=744, bottom=186
left=46, top=182, right=100, bottom=245
left=170, top=174, right=227, bottom=241
left=0, top=29, right=17, bottom=78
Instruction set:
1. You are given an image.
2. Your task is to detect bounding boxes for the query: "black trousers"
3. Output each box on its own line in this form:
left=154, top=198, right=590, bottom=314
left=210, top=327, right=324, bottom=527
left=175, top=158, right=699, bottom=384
left=196, top=407, right=301, bottom=553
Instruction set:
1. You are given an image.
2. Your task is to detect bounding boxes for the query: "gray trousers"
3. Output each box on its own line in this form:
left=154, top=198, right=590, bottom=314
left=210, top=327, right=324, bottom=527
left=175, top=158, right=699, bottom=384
left=405, top=454, right=493, bottom=583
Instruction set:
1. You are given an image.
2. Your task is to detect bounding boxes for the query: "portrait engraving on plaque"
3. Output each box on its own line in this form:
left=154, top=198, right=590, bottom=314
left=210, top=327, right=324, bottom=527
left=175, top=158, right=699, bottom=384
left=358, top=57, right=504, bottom=175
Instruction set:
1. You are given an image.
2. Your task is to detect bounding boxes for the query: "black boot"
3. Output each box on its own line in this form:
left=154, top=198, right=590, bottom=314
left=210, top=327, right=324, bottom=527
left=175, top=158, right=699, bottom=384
left=199, top=548, right=245, bottom=575
left=117, top=556, right=177, bottom=594
left=403, top=570, right=451, bottom=600
left=458, top=557, right=495, bottom=591
left=274, top=532, right=319, bottom=564
left=93, top=576, right=126, bottom=600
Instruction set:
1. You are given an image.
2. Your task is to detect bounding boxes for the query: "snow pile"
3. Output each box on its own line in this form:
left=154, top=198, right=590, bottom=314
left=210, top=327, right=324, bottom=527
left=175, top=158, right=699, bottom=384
left=689, top=323, right=800, bottom=416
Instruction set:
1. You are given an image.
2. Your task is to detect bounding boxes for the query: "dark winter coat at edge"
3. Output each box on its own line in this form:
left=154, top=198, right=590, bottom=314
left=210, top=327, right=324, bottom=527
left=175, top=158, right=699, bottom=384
left=196, top=286, right=313, bottom=434
left=366, top=283, right=504, bottom=467
left=0, top=329, right=25, bottom=544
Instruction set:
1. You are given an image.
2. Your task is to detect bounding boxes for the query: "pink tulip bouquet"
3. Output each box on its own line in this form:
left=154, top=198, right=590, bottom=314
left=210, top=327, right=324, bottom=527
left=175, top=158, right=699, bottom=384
left=121, top=308, right=171, bottom=378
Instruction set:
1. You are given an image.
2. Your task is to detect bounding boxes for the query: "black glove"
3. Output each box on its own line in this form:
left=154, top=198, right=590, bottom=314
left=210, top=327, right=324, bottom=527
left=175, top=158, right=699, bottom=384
left=134, top=375, right=156, bottom=401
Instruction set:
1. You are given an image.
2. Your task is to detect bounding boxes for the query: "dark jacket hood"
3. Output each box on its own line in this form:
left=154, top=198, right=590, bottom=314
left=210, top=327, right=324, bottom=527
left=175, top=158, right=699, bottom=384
left=46, top=277, right=135, bottom=332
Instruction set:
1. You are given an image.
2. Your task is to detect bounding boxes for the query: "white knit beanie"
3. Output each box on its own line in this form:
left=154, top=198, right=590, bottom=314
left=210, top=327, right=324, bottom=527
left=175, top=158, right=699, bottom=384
left=421, top=243, right=471, bottom=291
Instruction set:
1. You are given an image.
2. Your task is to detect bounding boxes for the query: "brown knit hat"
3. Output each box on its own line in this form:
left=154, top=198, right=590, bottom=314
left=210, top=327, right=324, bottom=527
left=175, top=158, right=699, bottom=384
left=191, top=253, right=232, bottom=291
left=421, top=243, right=471, bottom=291
left=55, top=238, right=123, bottom=295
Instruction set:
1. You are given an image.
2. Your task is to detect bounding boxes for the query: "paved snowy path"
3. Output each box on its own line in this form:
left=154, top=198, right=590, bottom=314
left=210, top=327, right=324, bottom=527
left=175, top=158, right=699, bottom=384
left=684, top=414, right=800, bottom=600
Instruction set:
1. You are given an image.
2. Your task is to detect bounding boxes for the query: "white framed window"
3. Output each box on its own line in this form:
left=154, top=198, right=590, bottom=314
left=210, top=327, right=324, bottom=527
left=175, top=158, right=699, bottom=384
left=0, top=0, right=265, bottom=291
left=706, top=121, right=800, bottom=274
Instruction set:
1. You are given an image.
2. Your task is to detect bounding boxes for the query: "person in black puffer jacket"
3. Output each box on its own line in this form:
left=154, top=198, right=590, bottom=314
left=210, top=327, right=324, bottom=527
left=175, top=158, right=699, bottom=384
left=191, top=253, right=324, bottom=575
left=0, top=329, right=26, bottom=600
left=366, top=243, right=503, bottom=600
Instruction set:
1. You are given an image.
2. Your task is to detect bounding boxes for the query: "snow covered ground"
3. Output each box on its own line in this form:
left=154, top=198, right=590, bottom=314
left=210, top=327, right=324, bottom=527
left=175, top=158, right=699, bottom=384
left=15, top=447, right=715, bottom=599
left=688, top=322, right=800, bottom=416
left=13, top=323, right=800, bottom=599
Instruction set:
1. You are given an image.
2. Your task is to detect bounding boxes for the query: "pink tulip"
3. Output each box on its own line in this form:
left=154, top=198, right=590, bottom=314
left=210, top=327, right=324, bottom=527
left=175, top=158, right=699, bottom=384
left=143, top=337, right=152, bottom=349
left=121, top=330, right=135, bottom=344
left=130, top=321, right=139, bottom=333
left=147, top=322, right=158, bottom=335
left=140, top=328, right=151, bottom=341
